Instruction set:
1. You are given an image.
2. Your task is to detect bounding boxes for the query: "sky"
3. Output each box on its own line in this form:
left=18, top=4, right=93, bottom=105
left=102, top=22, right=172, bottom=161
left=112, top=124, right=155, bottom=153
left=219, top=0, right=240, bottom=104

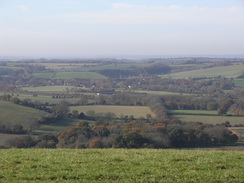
left=0, top=0, right=244, bottom=58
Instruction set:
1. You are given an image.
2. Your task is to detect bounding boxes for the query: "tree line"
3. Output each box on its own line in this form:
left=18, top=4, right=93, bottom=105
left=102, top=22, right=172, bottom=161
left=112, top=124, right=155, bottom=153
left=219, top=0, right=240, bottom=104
left=5, top=120, right=238, bottom=149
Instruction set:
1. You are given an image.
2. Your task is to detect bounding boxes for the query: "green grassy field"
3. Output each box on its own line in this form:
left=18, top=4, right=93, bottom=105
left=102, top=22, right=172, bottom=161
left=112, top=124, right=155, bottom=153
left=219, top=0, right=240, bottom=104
left=0, top=92, right=86, bottom=105
left=172, top=115, right=244, bottom=126
left=62, top=63, right=147, bottom=72
left=130, top=90, right=189, bottom=95
left=0, top=66, right=22, bottom=70
left=34, top=118, right=80, bottom=135
left=0, top=101, right=48, bottom=128
left=70, top=105, right=155, bottom=118
left=168, top=110, right=234, bottom=115
left=234, top=129, right=244, bottom=135
left=0, top=149, right=243, bottom=182
left=32, top=71, right=106, bottom=79
left=30, top=63, right=95, bottom=69
left=233, top=79, right=244, bottom=87
left=0, top=118, right=80, bottom=146
left=163, top=64, right=244, bottom=79
left=22, top=85, right=83, bottom=92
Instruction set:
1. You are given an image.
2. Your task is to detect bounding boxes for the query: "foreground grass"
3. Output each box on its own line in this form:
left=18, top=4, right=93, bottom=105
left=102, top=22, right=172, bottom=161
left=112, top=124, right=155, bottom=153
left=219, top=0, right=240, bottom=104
left=0, top=149, right=243, bottom=182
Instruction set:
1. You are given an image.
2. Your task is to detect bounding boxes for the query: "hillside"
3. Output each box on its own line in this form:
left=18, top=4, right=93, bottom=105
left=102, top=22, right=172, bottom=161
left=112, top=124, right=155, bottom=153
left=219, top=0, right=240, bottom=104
left=164, top=64, right=244, bottom=79
left=0, top=101, right=48, bottom=129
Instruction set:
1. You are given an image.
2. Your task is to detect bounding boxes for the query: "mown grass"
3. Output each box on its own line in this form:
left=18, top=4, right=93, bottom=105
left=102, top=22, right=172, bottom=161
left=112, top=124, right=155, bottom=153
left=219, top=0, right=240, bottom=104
left=0, top=149, right=243, bottom=182
left=0, top=101, right=48, bottom=128
left=163, top=64, right=244, bottom=79
left=70, top=105, right=155, bottom=118
left=172, top=115, right=244, bottom=126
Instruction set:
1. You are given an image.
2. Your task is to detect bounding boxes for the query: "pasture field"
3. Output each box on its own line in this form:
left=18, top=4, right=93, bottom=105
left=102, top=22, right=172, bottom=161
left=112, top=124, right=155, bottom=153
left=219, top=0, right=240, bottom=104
left=61, top=62, right=148, bottom=72
left=1, top=92, right=84, bottom=105
left=0, top=66, right=22, bottom=70
left=32, top=71, right=106, bottom=79
left=0, top=149, right=243, bottom=182
left=0, top=101, right=48, bottom=128
left=70, top=105, right=155, bottom=118
left=34, top=118, right=80, bottom=135
left=162, top=64, right=244, bottom=79
left=131, top=90, right=188, bottom=96
left=22, top=85, right=85, bottom=93
left=31, top=72, right=55, bottom=79
left=233, top=79, right=244, bottom=87
left=172, top=114, right=244, bottom=126
left=29, top=63, right=98, bottom=69
left=234, top=129, right=244, bottom=135
left=168, top=110, right=234, bottom=115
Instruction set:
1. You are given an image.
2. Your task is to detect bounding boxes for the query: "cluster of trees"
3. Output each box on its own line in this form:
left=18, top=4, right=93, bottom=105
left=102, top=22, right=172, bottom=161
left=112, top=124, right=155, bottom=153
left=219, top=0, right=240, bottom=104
left=5, top=120, right=237, bottom=148
left=0, top=125, right=28, bottom=134
left=98, top=63, right=171, bottom=78
left=230, top=99, right=244, bottom=115
left=5, top=135, right=58, bottom=148
left=161, top=96, right=234, bottom=114
left=58, top=121, right=238, bottom=148
left=0, top=68, right=15, bottom=76
left=94, top=93, right=243, bottom=116
left=118, top=76, right=234, bottom=94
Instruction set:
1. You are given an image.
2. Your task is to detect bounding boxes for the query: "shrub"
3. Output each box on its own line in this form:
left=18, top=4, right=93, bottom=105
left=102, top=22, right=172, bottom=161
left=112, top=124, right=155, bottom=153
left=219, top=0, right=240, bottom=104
left=88, top=138, right=103, bottom=148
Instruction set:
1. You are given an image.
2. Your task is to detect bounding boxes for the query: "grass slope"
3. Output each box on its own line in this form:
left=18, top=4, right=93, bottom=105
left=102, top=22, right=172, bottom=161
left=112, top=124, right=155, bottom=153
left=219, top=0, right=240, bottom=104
left=32, top=71, right=106, bottom=79
left=0, top=149, right=243, bottom=182
left=0, top=101, right=48, bottom=128
left=164, top=64, right=244, bottom=79
left=70, top=105, right=155, bottom=118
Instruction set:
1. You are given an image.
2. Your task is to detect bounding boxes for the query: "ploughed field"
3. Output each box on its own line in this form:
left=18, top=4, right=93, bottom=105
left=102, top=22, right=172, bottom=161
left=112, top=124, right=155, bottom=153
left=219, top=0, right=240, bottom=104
left=0, top=149, right=243, bottom=182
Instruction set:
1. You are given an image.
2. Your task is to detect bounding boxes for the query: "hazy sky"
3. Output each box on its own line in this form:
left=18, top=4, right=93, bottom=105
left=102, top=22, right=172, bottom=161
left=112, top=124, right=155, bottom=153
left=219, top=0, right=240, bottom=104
left=0, top=0, right=244, bottom=57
